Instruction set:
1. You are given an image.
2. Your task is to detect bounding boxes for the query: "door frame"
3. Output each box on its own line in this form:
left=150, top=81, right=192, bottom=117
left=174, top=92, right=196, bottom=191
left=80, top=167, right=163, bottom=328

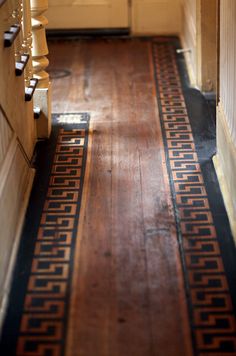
left=196, top=0, right=219, bottom=94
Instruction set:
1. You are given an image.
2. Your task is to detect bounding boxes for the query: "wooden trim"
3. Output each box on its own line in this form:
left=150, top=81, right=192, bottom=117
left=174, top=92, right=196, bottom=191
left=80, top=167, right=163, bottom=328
left=179, top=34, right=197, bottom=88
left=0, top=167, right=35, bottom=334
left=216, top=0, right=220, bottom=103
left=197, top=0, right=218, bottom=92
left=4, top=25, right=21, bottom=48
left=46, top=28, right=130, bottom=39
left=0, top=136, right=17, bottom=197
left=181, top=0, right=218, bottom=92
left=0, top=0, right=7, bottom=8
left=25, top=78, right=38, bottom=101
left=15, top=54, right=30, bottom=76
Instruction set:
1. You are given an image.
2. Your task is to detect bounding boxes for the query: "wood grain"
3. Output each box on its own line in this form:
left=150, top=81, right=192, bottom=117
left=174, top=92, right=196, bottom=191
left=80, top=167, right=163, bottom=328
left=0, top=142, right=35, bottom=325
left=0, top=0, right=36, bottom=333
left=0, top=108, right=13, bottom=168
left=0, top=1, right=36, bottom=159
left=48, top=38, right=193, bottom=356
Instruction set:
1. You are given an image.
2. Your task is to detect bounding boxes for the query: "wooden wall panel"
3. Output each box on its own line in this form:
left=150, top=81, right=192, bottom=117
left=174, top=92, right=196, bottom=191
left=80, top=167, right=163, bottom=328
left=131, top=0, right=181, bottom=35
left=46, top=0, right=129, bottom=29
left=0, top=143, right=33, bottom=310
left=0, top=0, right=36, bottom=329
left=0, top=108, right=13, bottom=168
left=181, top=0, right=217, bottom=91
left=181, top=0, right=197, bottom=83
left=0, top=1, right=36, bottom=159
left=47, top=0, right=181, bottom=33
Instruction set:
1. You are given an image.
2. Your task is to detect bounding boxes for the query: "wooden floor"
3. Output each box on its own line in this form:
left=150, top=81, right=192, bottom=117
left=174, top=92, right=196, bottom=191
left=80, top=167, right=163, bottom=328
left=48, top=39, right=193, bottom=356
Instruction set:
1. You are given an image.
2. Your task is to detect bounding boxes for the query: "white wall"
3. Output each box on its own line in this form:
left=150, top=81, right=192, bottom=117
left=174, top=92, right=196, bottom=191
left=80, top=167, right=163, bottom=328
left=215, top=0, right=236, bottom=238
left=220, top=0, right=236, bottom=146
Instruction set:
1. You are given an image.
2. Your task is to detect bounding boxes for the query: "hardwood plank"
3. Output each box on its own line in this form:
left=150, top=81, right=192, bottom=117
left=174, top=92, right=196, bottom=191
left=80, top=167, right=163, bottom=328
left=66, top=121, right=113, bottom=356
left=48, top=38, right=193, bottom=356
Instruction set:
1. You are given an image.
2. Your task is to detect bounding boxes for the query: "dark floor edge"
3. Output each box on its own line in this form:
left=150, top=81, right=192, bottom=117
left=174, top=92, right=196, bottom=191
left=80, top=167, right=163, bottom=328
left=0, top=113, right=90, bottom=356
left=175, top=41, right=236, bottom=310
left=152, top=38, right=236, bottom=355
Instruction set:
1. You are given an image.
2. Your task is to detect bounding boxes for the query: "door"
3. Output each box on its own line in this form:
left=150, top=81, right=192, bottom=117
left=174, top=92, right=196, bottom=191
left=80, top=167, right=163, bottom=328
left=46, top=0, right=129, bottom=29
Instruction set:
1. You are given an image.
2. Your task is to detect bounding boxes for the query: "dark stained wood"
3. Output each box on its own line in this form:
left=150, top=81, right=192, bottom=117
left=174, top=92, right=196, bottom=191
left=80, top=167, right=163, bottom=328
left=48, top=38, right=193, bottom=356
left=25, top=78, right=38, bottom=101
left=4, top=24, right=20, bottom=48
left=15, top=54, right=29, bottom=76
left=0, top=0, right=6, bottom=7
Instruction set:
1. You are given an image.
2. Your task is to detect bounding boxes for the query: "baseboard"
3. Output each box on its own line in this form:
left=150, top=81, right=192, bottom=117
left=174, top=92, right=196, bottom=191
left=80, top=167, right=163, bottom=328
left=46, top=28, right=130, bottom=40
left=213, top=103, right=236, bottom=241
left=202, top=91, right=216, bottom=101
left=0, top=167, right=35, bottom=334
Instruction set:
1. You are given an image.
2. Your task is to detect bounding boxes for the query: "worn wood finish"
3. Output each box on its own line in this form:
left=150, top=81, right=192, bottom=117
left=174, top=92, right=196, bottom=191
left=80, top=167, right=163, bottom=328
left=48, top=39, right=193, bottom=356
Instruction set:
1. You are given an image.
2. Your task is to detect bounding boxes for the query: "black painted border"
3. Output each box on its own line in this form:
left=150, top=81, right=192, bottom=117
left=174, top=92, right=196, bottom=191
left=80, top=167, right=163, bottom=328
left=0, top=113, right=90, bottom=356
left=152, top=38, right=236, bottom=355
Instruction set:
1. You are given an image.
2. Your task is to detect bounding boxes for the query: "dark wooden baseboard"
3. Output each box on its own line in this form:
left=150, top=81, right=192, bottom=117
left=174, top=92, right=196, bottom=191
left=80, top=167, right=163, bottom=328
left=46, top=28, right=130, bottom=40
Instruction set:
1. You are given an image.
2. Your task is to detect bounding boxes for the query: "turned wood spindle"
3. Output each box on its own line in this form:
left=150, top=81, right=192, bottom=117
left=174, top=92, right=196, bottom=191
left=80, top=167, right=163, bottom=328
left=30, top=0, right=49, bottom=88
left=30, top=0, right=51, bottom=137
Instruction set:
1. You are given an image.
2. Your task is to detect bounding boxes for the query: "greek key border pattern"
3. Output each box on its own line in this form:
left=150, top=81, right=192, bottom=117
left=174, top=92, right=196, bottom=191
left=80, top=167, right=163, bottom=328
left=16, top=113, right=90, bottom=356
left=153, top=42, right=236, bottom=355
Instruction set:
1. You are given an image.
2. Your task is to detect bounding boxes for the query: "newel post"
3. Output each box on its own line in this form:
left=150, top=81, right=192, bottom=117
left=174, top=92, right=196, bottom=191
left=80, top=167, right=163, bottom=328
left=30, top=0, right=51, bottom=137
